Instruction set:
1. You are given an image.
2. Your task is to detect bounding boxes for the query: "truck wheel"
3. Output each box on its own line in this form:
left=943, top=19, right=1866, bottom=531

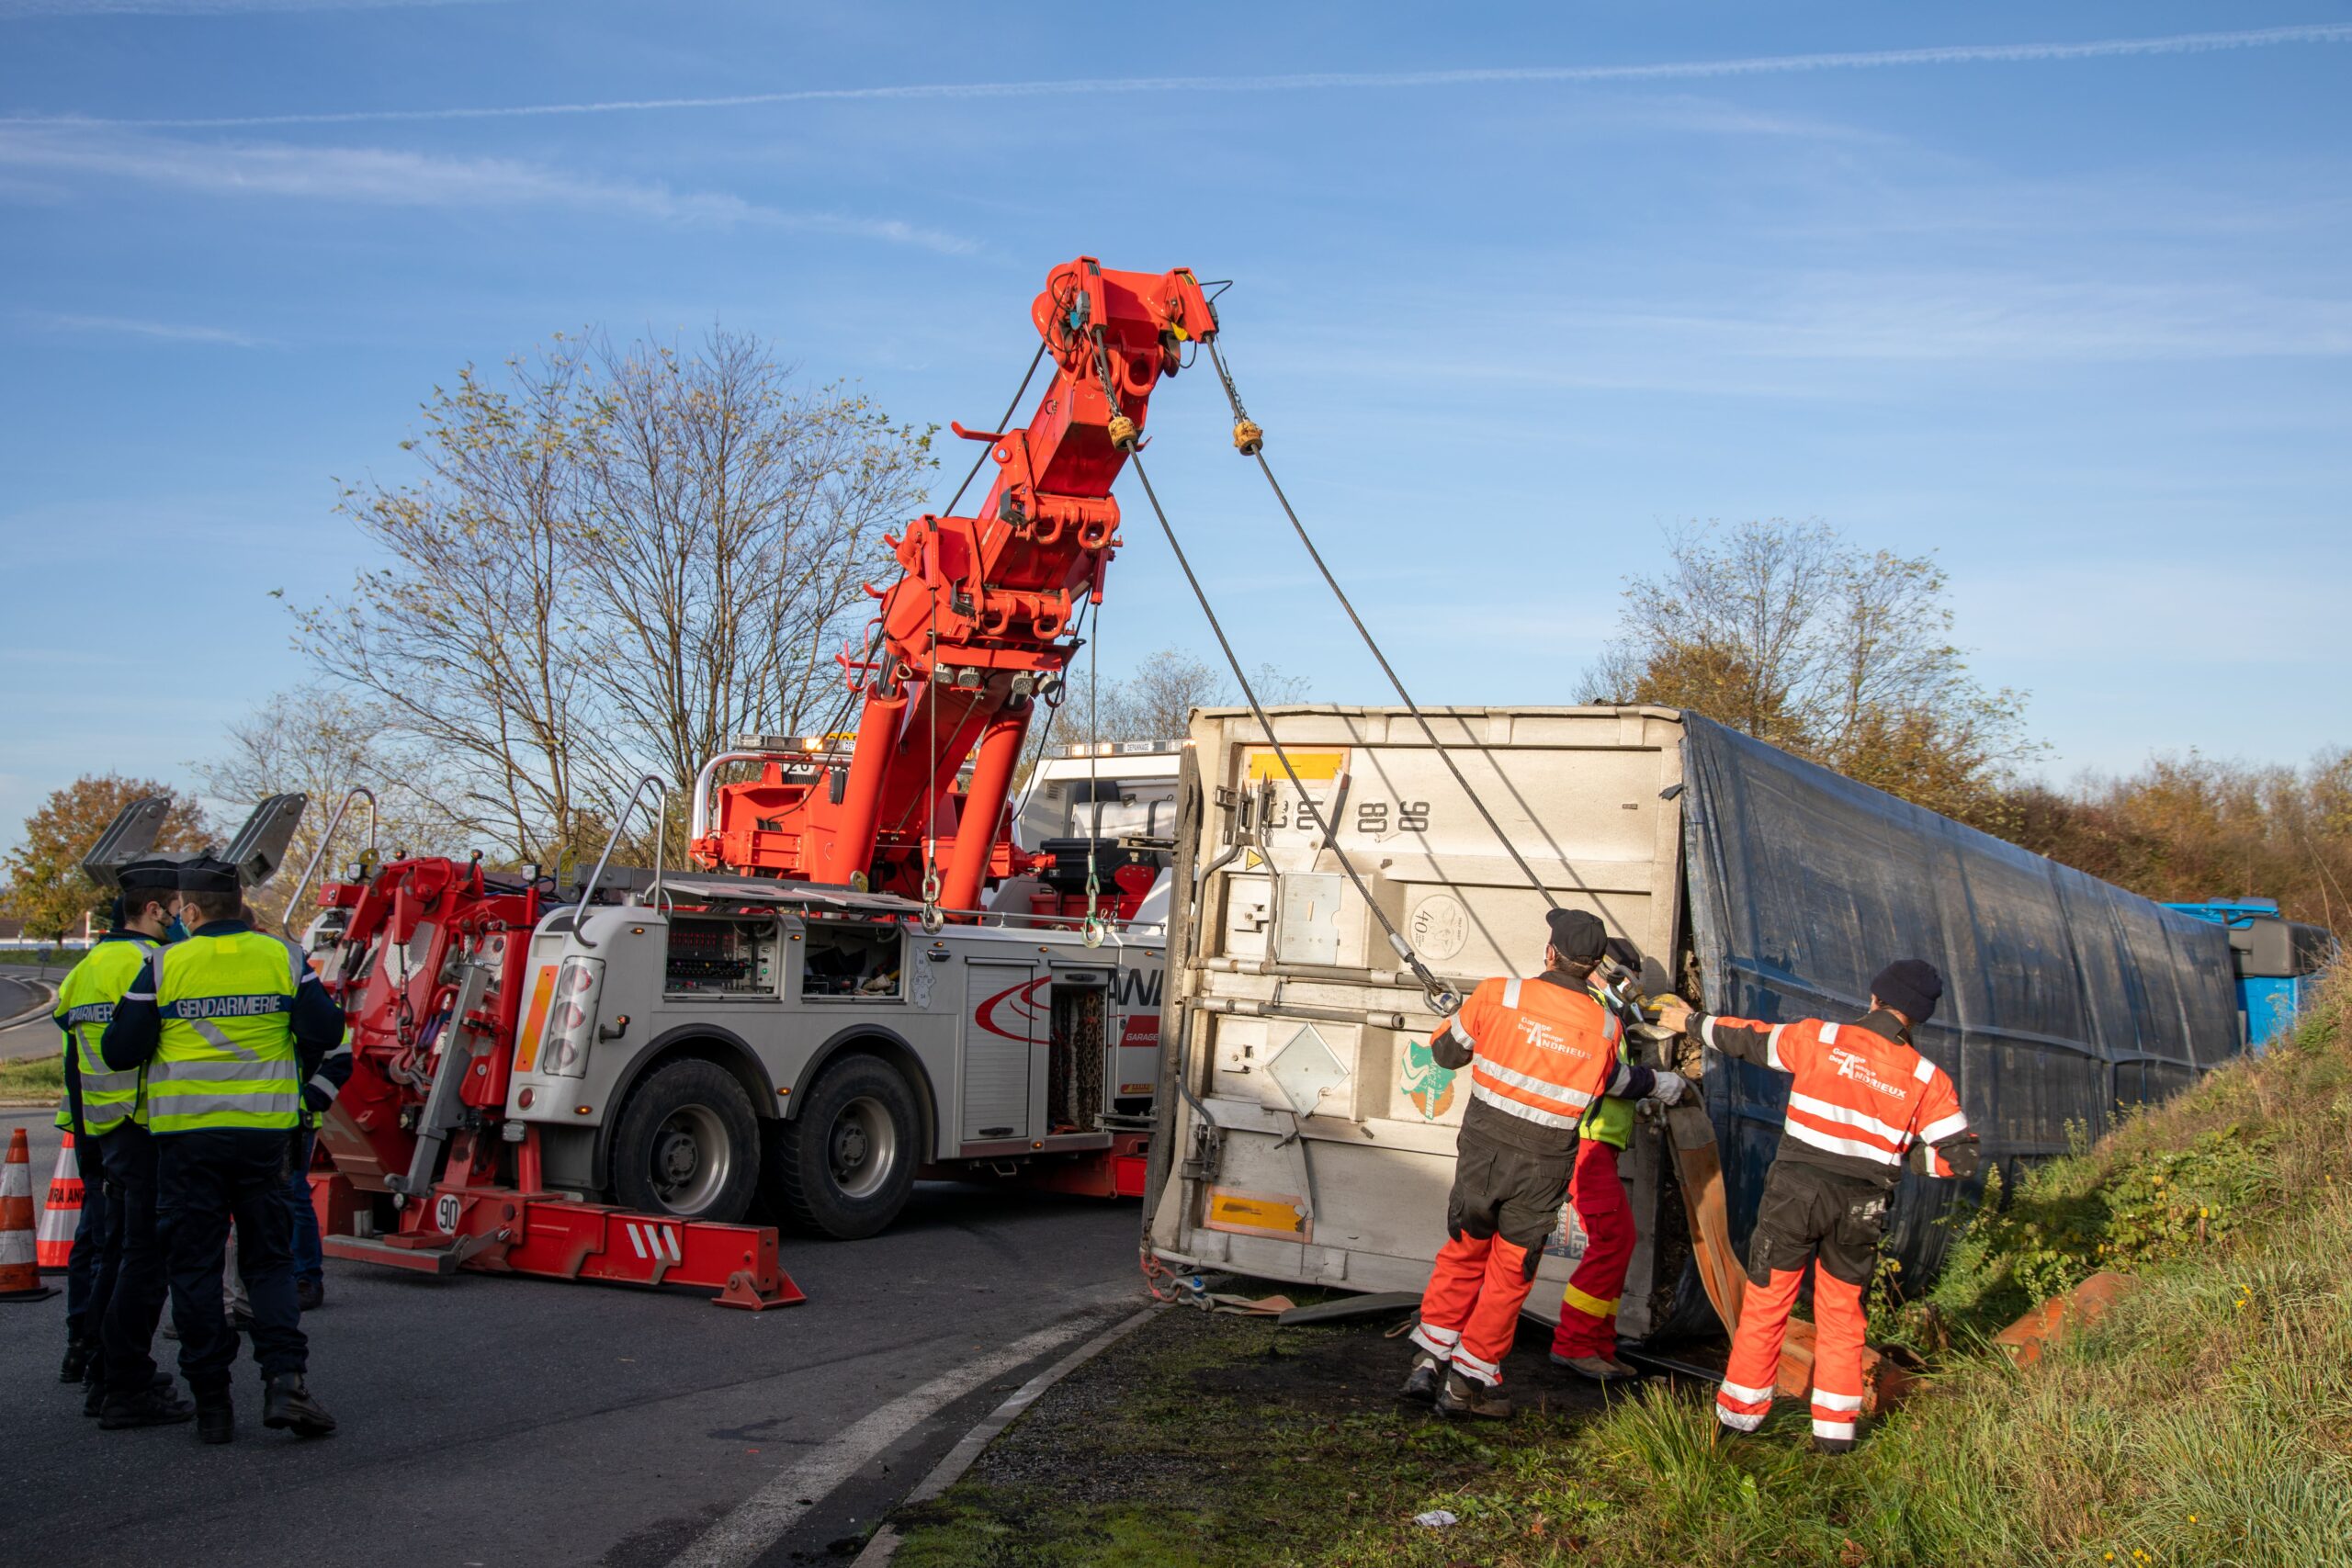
left=609, top=1058, right=761, bottom=1223
left=769, top=1054, right=919, bottom=1239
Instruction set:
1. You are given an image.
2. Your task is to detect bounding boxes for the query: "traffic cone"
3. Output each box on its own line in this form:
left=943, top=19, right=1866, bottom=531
left=1, top=1127, right=59, bottom=1303
left=37, top=1132, right=85, bottom=1272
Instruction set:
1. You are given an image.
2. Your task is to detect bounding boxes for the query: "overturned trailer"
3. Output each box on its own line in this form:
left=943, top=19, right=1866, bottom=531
left=1143, top=705, right=2243, bottom=1339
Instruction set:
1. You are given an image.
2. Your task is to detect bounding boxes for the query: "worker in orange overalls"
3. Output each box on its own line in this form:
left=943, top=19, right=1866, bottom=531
left=1402, top=910, right=1690, bottom=1419
left=1546, top=937, right=1652, bottom=1382
left=1658, top=959, right=1978, bottom=1452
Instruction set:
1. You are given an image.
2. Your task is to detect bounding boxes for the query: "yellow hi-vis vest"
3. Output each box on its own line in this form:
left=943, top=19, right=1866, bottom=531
left=146, top=930, right=305, bottom=1134
left=52, top=934, right=162, bottom=1135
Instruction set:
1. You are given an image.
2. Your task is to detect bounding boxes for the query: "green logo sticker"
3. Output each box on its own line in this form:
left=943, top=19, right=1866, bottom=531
left=1400, top=1034, right=1457, bottom=1122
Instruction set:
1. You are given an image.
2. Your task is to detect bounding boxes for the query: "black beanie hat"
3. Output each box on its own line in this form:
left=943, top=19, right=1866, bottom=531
left=1871, top=959, right=1943, bottom=1024
left=1545, top=908, right=1607, bottom=964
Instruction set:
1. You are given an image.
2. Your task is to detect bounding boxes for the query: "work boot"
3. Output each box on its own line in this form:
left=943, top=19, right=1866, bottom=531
left=195, top=1393, right=233, bottom=1445
left=263, top=1373, right=337, bottom=1438
left=97, top=1384, right=195, bottom=1431
left=1398, top=1352, right=1444, bottom=1404
left=296, top=1278, right=325, bottom=1312
left=60, top=1339, right=94, bottom=1384
left=1550, top=1352, right=1640, bottom=1384
left=90, top=1371, right=178, bottom=1416
left=1812, top=1434, right=1856, bottom=1456
left=1433, top=1370, right=1512, bottom=1421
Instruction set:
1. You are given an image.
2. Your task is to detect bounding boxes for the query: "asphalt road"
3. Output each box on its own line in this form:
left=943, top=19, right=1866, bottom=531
left=0, top=1102, right=1150, bottom=1568
left=0, top=962, right=65, bottom=1061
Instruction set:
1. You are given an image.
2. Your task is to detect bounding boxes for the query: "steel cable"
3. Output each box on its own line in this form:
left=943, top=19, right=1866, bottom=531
left=1125, top=452, right=1458, bottom=1015
left=1209, top=339, right=1566, bottom=913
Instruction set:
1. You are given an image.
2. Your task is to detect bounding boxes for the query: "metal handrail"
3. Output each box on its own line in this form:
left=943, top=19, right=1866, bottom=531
left=279, top=786, right=378, bottom=939
left=569, top=774, right=669, bottom=951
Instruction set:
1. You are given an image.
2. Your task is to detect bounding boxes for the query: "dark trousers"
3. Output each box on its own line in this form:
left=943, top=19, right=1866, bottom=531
left=156, top=1129, right=308, bottom=1393
left=96, top=1124, right=168, bottom=1396
left=287, top=1128, right=322, bottom=1287
left=63, top=1141, right=117, bottom=1347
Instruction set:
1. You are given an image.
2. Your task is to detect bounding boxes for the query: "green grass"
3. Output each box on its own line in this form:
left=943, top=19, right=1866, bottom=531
left=896, top=963, right=2352, bottom=1568
left=0, top=1053, right=63, bottom=1099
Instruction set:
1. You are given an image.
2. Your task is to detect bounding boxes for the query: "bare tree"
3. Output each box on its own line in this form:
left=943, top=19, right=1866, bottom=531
left=191, top=685, right=449, bottom=928
left=298, top=330, right=935, bottom=863
left=575, top=331, right=932, bottom=796
left=300, top=344, right=604, bottom=863
left=1585, top=519, right=2040, bottom=824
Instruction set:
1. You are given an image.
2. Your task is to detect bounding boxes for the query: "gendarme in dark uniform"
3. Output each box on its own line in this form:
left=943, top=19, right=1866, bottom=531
left=102, top=854, right=343, bottom=1444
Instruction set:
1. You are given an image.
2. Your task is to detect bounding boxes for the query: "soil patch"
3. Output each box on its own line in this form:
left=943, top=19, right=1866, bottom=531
left=890, top=1299, right=1629, bottom=1567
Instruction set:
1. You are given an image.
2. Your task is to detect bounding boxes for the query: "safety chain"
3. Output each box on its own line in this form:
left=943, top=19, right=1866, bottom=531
left=1125, top=452, right=1458, bottom=1017
left=1091, top=327, right=1139, bottom=453
left=1081, top=602, right=1107, bottom=949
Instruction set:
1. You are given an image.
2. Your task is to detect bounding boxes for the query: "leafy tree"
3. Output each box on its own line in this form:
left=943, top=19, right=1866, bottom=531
left=1586, top=519, right=2040, bottom=826
left=2, top=775, right=208, bottom=940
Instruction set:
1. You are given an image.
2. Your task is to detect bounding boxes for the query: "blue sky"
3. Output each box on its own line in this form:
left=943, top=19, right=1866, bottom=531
left=1, top=2, right=2346, bottom=856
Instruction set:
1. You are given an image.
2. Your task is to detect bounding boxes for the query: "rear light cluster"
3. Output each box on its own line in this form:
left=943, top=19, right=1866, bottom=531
left=539, top=956, right=604, bottom=1077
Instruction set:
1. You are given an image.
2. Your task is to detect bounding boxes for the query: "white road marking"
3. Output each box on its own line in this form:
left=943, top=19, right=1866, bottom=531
left=663, top=1307, right=1120, bottom=1568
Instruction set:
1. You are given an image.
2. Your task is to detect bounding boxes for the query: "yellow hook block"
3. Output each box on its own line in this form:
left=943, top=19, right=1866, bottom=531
left=1107, top=413, right=1139, bottom=452
left=1233, top=419, right=1263, bottom=457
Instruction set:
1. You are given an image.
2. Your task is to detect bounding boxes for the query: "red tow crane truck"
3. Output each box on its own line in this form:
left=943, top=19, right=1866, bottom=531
left=300, top=260, right=1216, bottom=1308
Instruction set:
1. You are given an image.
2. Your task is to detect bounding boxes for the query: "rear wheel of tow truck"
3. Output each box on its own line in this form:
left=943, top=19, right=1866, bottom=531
left=608, top=1058, right=762, bottom=1224
left=767, top=1054, right=919, bottom=1240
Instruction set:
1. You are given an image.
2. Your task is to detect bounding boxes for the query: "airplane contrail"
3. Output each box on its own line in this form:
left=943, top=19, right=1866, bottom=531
left=7, top=21, right=2347, bottom=129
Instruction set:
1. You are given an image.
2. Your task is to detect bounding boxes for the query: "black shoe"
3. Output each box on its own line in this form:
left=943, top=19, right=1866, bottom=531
left=1398, top=1352, right=1444, bottom=1404
left=83, top=1377, right=104, bottom=1417
left=1812, top=1435, right=1856, bottom=1456
left=295, top=1278, right=324, bottom=1312
left=61, top=1340, right=94, bottom=1384
left=263, top=1373, right=337, bottom=1438
left=1434, top=1369, right=1513, bottom=1421
left=98, top=1386, right=195, bottom=1430
left=196, top=1395, right=233, bottom=1445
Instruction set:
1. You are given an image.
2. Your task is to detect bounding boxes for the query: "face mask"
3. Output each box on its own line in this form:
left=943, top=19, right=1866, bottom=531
left=164, top=908, right=189, bottom=942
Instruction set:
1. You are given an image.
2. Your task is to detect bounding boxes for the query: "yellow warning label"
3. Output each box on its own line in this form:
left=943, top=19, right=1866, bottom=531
left=1203, top=1188, right=1311, bottom=1243
left=1244, top=749, right=1345, bottom=784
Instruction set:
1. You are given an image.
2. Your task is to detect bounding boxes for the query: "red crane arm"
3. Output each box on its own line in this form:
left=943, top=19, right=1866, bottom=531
left=694, top=258, right=1218, bottom=906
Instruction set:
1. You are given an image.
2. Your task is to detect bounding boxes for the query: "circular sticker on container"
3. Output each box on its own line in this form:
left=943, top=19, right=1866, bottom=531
left=435, top=1193, right=461, bottom=1235
left=1408, top=893, right=1468, bottom=962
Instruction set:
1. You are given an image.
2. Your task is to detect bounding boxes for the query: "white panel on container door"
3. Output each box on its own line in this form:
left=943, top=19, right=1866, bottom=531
left=1275, top=873, right=1344, bottom=964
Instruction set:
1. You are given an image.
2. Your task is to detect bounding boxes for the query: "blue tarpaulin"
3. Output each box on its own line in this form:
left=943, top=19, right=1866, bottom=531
left=1673, top=714, right=2241, bottom=1321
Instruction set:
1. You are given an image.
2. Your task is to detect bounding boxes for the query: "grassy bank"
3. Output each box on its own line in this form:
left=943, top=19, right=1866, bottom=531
left=897, top=966, right=2352, bottom=1568
left=0, top=1054, right=63, bottom=1099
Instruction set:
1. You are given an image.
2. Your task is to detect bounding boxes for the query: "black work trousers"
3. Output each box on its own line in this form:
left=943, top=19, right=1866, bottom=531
left=93, top=1124, right=171, bottom=1395
left=156, top=1129, right=308, bottom=1393
left=63, top=1137, right=117, bottom=1346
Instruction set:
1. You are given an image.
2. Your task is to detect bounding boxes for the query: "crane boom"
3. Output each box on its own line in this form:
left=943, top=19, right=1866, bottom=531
left=692, top=257, right=1218, bottom=908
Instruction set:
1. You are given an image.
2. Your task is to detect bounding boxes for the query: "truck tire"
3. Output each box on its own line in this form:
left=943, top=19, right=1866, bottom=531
left=768, top=1053, right=919, bottom=1239
left=608, top=1058, right=762, bottom=1224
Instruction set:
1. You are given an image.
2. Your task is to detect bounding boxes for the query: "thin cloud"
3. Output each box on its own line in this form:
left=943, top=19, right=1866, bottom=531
left=6, top=22, right=2344, bottom=129
left=25, top=310, right=267, bottom=345
left=0, top=0, right=503, bottom=16
left=0, top=127, right=976, bottom=252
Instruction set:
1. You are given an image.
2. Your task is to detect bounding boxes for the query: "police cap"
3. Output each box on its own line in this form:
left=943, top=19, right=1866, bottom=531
left=117, top=856, right=183, bottom=894
left=175, top=855, right=243, bottom=897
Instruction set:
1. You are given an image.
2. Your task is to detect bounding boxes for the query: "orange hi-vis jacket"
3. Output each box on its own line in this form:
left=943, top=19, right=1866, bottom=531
left=1697, top=1008, right=1973, bottom=1187
left=1431, top=975, right=1640, bottom=1153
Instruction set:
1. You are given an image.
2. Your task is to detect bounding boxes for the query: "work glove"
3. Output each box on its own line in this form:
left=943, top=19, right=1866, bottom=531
left=1644, top=1071, right=1690, bottom=1108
